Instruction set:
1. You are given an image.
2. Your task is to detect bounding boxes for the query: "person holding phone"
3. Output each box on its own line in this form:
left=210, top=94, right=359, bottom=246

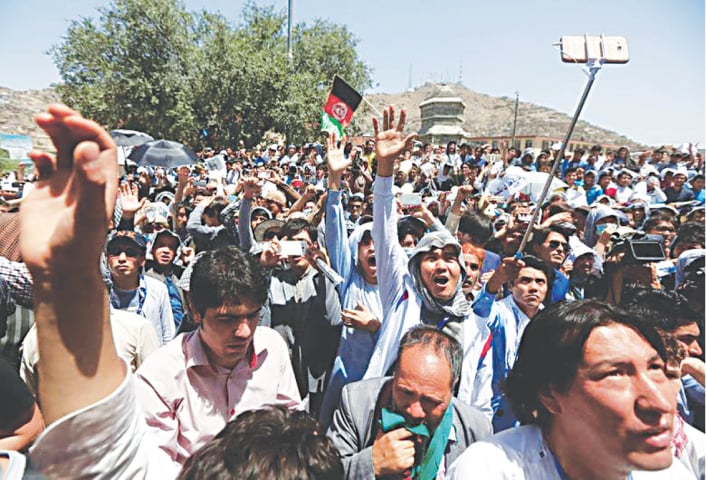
left=259, top=218, right=342, bottom=418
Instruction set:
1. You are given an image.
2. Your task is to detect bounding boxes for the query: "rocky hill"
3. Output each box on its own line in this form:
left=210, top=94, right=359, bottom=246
left=363, top=82, right=644, bottom=149
left=0, top=87, right=60, bottom=150
left=0, top=83, right=645, bottom=150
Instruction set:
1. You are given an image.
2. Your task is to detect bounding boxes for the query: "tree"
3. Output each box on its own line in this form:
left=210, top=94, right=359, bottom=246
left=51, top=0, right=196, bottom=143
left=50, top=0, right=372, bottom=148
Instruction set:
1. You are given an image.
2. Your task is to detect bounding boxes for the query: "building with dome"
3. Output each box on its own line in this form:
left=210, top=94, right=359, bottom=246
left=418, top=83, right=470, bottom=145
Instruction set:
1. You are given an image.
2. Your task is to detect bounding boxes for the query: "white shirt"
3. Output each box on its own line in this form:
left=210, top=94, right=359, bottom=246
left=20, top=308, right=160, bottom=397
left=448, top=425, right=694, bottom=479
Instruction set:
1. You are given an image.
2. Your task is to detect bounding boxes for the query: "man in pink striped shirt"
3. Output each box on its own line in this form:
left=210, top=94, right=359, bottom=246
left=135, top=246, right=301, bottom=470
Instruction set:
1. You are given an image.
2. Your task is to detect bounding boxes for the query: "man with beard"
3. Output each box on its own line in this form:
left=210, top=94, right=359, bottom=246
left=319, top=134, right=383, bottom=429
left=473, top=255, right=552, bottom=432
left=327, top=326, right=491, bottom=479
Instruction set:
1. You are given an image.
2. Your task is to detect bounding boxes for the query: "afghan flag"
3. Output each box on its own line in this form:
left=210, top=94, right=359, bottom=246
left=320, top=75, right=362, bottom=137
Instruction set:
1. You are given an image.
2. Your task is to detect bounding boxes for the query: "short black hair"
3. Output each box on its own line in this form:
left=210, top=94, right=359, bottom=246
left=458, top=211, right=492, bottom=246
left=511, top=255, right=554, bottom=304
left=178, top=406, right=343, bottom=480
left=280, top=218, right=318, bottom=244
left=506, top=300, right=666, bottom=428
left=204, top=199, right=228, bottom=219
left=672, top=221, right=705, bottom=252
left=529, top=225, right=570, bottom=248
left=643, top=213, right=678, bottom=232
left=190, top=246, right=270, bottom=316
left=620, top=286, right=700, bottom=332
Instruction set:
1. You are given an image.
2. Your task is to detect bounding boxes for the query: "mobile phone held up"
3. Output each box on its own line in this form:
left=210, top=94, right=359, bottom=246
left=278, top=240, right=308, bottom=257
left=560, top=35, right=629, bottom=64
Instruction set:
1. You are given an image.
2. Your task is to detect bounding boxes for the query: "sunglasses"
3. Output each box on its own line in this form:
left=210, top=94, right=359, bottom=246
left=107, top=245, right=143, bottom=258
left=547, top=240, right=568, bottom=250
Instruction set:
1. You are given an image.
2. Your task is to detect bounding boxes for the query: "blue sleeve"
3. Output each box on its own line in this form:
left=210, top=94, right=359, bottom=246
left=551, top=270, right=569, bottom=304
left=325, top=190, right=352, bottom=298
left=472, top=285, right=497, bottom=319
left=238, top=198, right=255, bottom=251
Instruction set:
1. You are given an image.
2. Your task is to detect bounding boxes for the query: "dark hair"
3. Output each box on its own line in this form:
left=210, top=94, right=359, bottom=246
left=280, top=218, right=318, bottom=244
left=509, top=255, right=554, bottom=301
left=671, top=221, right=705, bottom=254
left=545, top=202, right=572, bottom=218
left=204, top=199, right=228, bottom=219
left=643, top=213, right=677, bottom=232
left=397, top=218, right=426, bottom=244
left=396, top=325, right=462, bottom=388
left=620, top=286, right=699, bottom=332
left=529, top=226, right=569, bottom=249
left=565, top=166, right=579, bottom=175
left=458, top=211, right=492, bottom=246
left=505, top=300, right=666, bottom=428
left=178, top=406, right=343, bottom=480
left=190, top=246, right=270, bottom=316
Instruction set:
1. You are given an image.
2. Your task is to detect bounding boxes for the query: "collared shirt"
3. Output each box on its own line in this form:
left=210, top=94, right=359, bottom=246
left=111, top=274, right=175, bottom=345
left=0, top=256, right=32, bottom=308
left=473, top=288, right=542, bottom=431
left=135, top=326, right=301, bottom=469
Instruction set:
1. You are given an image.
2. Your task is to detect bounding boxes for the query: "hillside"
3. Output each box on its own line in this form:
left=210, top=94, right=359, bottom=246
left=363, top=82, right=644, bottom=149
left=0, top=83, right=645, bottom=150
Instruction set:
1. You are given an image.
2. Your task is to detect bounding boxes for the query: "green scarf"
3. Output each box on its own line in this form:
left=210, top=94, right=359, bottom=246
left=380, top=405, right=454, bottom=480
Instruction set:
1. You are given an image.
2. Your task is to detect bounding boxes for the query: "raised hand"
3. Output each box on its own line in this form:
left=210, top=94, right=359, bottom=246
left=242, top=176, right=262, bottom=201
left=21, top=105, right=118, bottom=276
left=20, top=105, right=123, bottom=425
left=325, top=133, right=351, bottom=190
left=118, top=181, right=145, bottom=218
left=373, top=106, right=418, bottom=177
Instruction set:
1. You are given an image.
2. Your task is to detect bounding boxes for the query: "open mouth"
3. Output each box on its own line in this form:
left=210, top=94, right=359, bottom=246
left=433, top=275, right=449, bottom=287
left=368, top=255, right=376, bottom=266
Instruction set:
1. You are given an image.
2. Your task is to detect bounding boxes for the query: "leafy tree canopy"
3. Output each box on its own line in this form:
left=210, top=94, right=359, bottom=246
left=51, top=0, right=372, bottom=148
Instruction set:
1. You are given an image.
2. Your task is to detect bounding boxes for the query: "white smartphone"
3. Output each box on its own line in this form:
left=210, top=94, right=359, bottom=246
left=399, top=193, right=422, bottom=208
left=560, top=35, right=629, bottom=64
left=278, top=240, right=307, bottom=257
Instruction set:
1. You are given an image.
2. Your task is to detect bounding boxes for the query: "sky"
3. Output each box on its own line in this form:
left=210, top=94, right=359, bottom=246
left=1, top=0, right=704, bottom=147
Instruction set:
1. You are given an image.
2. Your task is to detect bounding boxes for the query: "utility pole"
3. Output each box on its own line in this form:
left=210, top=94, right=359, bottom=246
left=510, top=91, right=519, bottom=149
left=287, top=0, right=293, bottom=63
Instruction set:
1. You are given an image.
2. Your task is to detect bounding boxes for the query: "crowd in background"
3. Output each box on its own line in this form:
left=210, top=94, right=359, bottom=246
left=0, top=105, right=704, bottom=479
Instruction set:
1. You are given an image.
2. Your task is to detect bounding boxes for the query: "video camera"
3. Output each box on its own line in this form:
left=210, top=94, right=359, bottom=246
left=607, top=230, right=666, bottom=264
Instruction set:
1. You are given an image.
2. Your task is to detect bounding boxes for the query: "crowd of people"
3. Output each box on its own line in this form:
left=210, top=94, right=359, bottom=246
left=0, top=103, right=703, bottom=479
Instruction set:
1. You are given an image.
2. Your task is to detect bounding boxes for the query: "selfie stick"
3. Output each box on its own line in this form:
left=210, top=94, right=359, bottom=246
left=515, top=57, right=605, bottom=258
left=315, top=257, right=345, bottom=286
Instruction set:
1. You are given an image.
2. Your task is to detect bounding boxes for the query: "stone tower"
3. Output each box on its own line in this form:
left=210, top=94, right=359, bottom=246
left=418, top=83, right=469, bottom=145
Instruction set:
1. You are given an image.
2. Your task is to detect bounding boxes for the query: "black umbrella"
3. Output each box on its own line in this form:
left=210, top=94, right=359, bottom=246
left=110, top=129, right=154, bottom=147
left=128, top=140, right=197, bottom=168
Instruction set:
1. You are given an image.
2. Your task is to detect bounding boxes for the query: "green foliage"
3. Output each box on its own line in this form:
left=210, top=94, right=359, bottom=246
left=0, top=149, right=20, bottom=175
left=50, top=0, right=371, bottom=148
